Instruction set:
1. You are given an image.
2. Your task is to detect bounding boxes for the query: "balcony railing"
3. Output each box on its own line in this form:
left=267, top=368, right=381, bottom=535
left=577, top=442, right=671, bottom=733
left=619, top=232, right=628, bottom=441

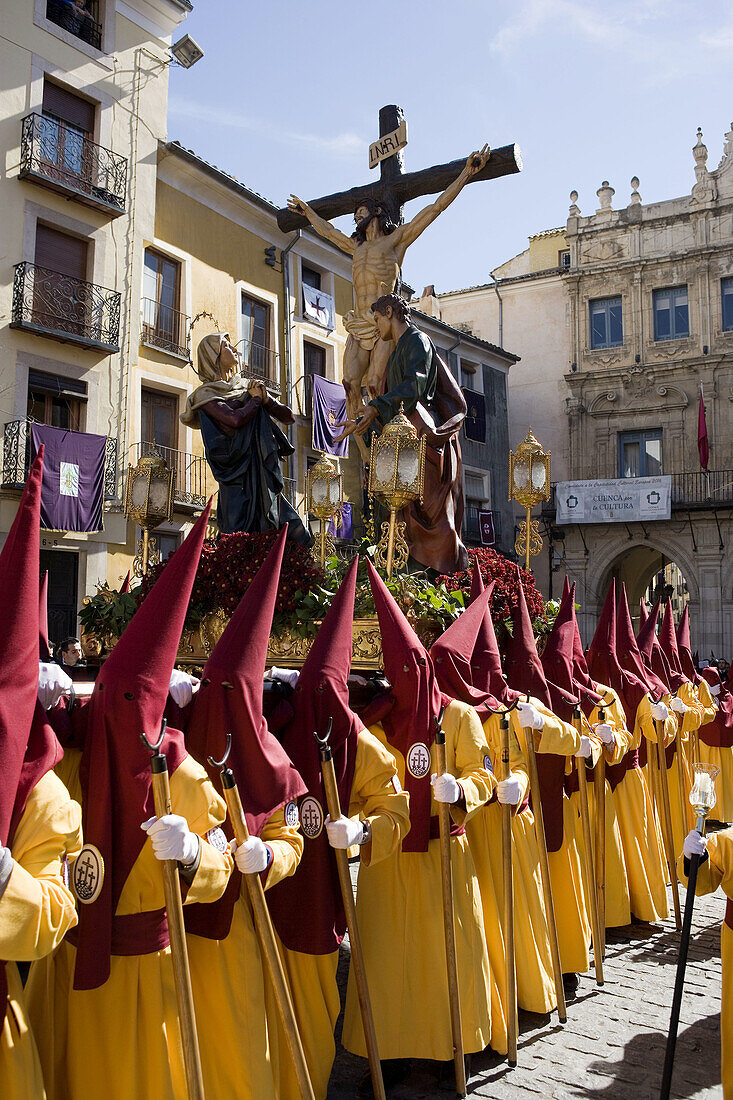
left=140, top=298, right=190, bottom=360
left=46, top=0, right=102, bottom=49
left=131, top=442, right=209, bottom=510
left=11, top=262, right=120, bottom=352
left=20, top=113, right=127, bottom=215
left=542, top=470, right=733, bottom=519
left=2, top=419, right=118, bottom=500
left=241, top=340, right=280, bottom=393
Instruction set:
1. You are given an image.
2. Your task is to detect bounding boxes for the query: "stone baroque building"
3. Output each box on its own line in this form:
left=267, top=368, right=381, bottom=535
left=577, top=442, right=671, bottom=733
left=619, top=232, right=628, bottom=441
left=430, top=126, right=733, bottom=656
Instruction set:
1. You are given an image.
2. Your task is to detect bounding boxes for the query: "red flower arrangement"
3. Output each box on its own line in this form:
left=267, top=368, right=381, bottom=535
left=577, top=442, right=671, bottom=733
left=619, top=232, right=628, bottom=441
left=138, top=530, right=324, bottom=627
left=436, top=547, right=546, bottom=625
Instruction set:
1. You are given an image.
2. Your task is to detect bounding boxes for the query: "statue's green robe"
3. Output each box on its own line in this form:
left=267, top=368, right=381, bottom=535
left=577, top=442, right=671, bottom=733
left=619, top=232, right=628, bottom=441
left=368, top=325, right=468, bottom=574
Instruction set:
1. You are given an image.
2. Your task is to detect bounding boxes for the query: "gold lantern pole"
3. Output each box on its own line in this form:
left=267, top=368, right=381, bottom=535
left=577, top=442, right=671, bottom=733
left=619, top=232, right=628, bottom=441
left=124, top=445, right=175, bottom=576
left=306, top=453, right=344, bottom=570
left=508, top=428, right=551, bottom=574
left=368, top=404, right=425, bottom=579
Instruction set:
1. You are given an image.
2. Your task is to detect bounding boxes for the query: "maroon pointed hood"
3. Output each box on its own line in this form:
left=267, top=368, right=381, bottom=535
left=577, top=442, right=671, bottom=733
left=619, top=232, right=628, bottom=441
left=368, top=560, right=442, bottom=853
left=587, top=581, right=649, bottom=723
left=504, top=580, right=552, bottom=709
left=700, top=665, right=733, bottom=748
left=119, top=571, right=131, bottom=594
left=616, top=582, right=668, bottom=700
left=470, top=570, right=519, bottom=708
left=39, top=571, right=51, bottom=661
left=637, top=599, right=659, bottom=660
left=267, top=558, right=361, bottom=954
left=676, top=605, right=700, bottom=684
left=186, top=526, right=306, bottom=837
left=74, top=501, right=211, bottom=991
left=639, top=599, right=649, bottom=627
left=432, top=585, right=504, bottom=714
left=542, top=582, right=600, bottom=718
left=659, top=600, right=687, bottom=691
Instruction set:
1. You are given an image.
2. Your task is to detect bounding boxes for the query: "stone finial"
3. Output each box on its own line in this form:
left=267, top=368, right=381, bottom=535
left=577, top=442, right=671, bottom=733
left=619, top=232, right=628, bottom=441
left=693, top=127, right=708, bottom=169
left=569, top=189, right=580, bottom=216
left=692, top=126, right=716, bottom=204
left=596, top=180, right=615, bottom=212
left=630, top=176, right=641, bottom=205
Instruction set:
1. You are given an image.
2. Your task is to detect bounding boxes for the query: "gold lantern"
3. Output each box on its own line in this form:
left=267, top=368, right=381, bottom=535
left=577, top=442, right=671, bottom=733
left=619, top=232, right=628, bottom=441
left=306, top=452, right=344, bottom=569
left=124, top=445, right=175, bottom=575
left=368, top=404, right=426, bottom=578
left=508, top=428, right=551, bottom=574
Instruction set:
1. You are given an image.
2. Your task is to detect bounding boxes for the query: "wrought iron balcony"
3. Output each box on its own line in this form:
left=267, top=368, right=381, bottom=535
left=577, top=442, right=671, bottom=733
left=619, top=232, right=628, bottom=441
left=46, top=0, right=102, bottom=49
left=2, top=419, right=118, bottom=500
left=11, top=262, right=120, bottom=352
left=131, top=442, right=209, bottom=510
left=140, top=298, right=190, bottom=360
left=241, top=340, right=280, bottom=393
left=20, top=114, right=127, bottom=215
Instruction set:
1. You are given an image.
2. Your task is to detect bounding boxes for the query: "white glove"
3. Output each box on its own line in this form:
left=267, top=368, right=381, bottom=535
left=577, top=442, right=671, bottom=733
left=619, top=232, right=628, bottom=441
left=670, top=697, right=688, bottom=715
left=594, top=722, right=615, bottom=746
left=431, top=772, right=462, bottom=804
left=516, top=700, right=545, bottom=730
left=232, top=835, right=270, bottom=874
left=575, top=736, right=592, bottom=759
left=497, top=774, right=523, bottom=806
left=651, top=702, right=670, bottom=722
left=38, top=661, right=72, bottom=710
left=709, top=683, right=721, bottom=698
left=269, top=666, right=300, bottom=688
left=325, top=815, right=364, bottom=849
left=141, top=815, right=200, bottom=866
left=682, top=830, right=708, bottom=859
left=168, top=668, right=199, bottom=708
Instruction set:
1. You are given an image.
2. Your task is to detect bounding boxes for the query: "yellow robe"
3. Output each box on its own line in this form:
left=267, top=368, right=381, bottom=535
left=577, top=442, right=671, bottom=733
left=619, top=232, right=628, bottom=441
left=266, top=730, right=410, bottom=1100
left=0, top=771, right=81, bottom=1100
left=470, top=707, right=557, bottom=1035
left=342, top=699, right=494, bottom=1061
left=570, top=689, right=631, bottom=929
left=641, top=694, right=694, bottom=862
left=27, top=750, right=232, bottom=1100
left=613, top=694, right=668, bottom=922
left=697, top=679, right=733, bottom=824
left=530, top=700, right=593, bottom=975
left=678, top=827, right=733, bottom=1100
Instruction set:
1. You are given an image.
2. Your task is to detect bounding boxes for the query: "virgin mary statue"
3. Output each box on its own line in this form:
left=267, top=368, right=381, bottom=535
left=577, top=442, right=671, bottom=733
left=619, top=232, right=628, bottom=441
left=181, top=332, right=312, bottom=544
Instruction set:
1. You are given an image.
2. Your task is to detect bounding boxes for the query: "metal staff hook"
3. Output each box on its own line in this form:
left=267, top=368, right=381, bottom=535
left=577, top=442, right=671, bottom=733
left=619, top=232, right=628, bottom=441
left=313, top=717, right=334, bottom=757
left=434, top=703, right=447, bottom=737
left=207, top=732, right=232, bottom=772
left=140, top=717, right=167, bottom=755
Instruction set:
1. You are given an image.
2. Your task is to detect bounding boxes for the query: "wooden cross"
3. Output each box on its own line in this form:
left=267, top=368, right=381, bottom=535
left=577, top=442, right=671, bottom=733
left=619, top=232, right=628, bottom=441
left=277, top=104, right=522, bottom=233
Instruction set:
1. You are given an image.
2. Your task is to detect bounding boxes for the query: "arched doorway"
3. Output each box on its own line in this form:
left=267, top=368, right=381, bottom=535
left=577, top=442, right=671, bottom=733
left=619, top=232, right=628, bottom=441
left=601, top=546, right=690, bottom=632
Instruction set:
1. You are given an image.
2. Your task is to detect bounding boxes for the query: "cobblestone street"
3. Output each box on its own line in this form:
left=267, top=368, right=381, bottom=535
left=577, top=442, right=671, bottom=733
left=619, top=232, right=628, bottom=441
left=328, top=883, right=725, bottom=1099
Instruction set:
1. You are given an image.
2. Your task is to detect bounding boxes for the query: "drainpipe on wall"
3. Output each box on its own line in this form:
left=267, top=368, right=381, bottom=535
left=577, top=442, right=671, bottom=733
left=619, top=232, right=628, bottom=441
left=281, top=229, right=301, bottom=494
left=491, top=271, right=504, bottom=347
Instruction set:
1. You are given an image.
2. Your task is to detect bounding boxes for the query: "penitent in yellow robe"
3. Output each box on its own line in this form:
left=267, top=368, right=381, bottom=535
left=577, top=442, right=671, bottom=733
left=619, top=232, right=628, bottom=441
left=266, top=729, right=410, bottom=1100
left=0, top=771, right=81, bottom=1100
left=26, top=750, right=232, bottom=1100
left=570, top=688, right=631, bottom=929
left=529, top=700, right=593, bottom=976
left=697, top=678, right=733, bottom=824
left=470, top=706, right=557, bottom=1042
left=342, top=699, right=494, bottom=1062
left=641, top=693, right=698, bottom=861
left=677, top=826, right=733, bottom=1100
left=188, top=805, right=302, bottom=1100
left=613, top=694, right=668, bottom=922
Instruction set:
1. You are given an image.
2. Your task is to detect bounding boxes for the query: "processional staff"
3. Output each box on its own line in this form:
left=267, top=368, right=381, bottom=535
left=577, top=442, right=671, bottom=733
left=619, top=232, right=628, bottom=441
left=595, top=706, right=607, bottom=957
left=141, top=721, right=206, bottom=1100
left=652, top=714, right=683, bottom=931
left=314, top=719, right=386, bottom=1100
left=572, top=708, right=604, bottom=986
left=499, top=714, right=518, bottom=1066
left=207, top=734, right=316, bottom=1100
left=434, top=706, right=467, bottom=1097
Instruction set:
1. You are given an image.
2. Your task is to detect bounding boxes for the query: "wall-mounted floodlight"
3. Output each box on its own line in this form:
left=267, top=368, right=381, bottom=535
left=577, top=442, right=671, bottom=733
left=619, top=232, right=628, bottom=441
left=170, top=34, right=204, bottom=69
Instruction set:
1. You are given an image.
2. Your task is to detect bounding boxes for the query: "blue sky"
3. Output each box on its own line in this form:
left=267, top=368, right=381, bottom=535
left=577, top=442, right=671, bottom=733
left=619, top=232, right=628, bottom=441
left=168, top=0, right=733, bottom=294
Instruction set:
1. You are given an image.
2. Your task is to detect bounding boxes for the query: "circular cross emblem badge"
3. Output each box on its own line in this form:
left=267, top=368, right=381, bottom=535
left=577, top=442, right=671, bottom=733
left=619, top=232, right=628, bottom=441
left=483, top=754, right=494, bottom=773
left=406, top=742, right=432, bottom=779
left=205, top=827, right=228, bottom=853
left=72, top=844, right=105, bottom=905
left=284, top=801, right=299, bottom=828
left=299, top=796, right=324, bottom=839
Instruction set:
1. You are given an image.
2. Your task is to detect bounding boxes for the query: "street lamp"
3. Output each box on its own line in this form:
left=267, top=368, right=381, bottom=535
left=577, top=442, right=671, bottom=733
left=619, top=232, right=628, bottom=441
left=508, top=428, right=551, bottom=574
left=306, top=452, right=343, bottom=569
left=368, top=404, right=426, bottom=578
left=124, top=445, right=175, bottom=575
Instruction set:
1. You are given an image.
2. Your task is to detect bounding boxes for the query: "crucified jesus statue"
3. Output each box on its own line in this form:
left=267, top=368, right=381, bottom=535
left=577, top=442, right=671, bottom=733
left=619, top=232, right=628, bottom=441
left=287, top=145, right=490, bottom=422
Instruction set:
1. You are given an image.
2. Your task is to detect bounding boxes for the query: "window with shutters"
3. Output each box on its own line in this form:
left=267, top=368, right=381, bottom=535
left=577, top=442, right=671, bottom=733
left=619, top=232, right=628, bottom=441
left=46, top=0, right=103, bottom=49
left=301, top=265, right=321, bottom=291
left=303, top=341, right=327, bottom=417
left=141, top=388, right=179, bottom=452
left=27, top=368, right=86, bottom=432
left=141, top=249, right=188, bottom=358
left=653, top=286, right=689, bottom=341
left=618, top=429, right=663, bottom=478
left=241, top=293, right=273, bottom=382
left=463, top=470, right=491, bottom=543
left=32, top=224, right=89, bottom=336
left=39, top=81, right=95, bottom=181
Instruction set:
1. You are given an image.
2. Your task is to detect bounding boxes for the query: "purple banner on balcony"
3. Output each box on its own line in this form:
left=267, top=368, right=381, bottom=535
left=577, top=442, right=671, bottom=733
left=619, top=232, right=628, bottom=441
left=30, top=423, right=106, bottom=532
left=311, top=374, right=349, bottom=457
left=478, top=510, right=495, bottom=546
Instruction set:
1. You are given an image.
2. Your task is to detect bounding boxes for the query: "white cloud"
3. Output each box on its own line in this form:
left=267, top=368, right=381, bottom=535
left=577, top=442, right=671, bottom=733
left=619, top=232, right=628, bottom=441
left=167, top=99, right=363, bottom=158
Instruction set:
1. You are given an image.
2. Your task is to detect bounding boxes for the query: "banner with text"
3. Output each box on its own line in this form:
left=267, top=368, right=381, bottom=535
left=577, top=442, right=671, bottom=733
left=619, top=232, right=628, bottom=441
left=555, top=475, right=672, bottom=524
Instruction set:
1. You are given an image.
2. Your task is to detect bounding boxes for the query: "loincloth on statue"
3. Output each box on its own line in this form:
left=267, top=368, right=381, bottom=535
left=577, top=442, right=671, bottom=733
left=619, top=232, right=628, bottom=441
left=345, top=310, right=380, bottom=351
